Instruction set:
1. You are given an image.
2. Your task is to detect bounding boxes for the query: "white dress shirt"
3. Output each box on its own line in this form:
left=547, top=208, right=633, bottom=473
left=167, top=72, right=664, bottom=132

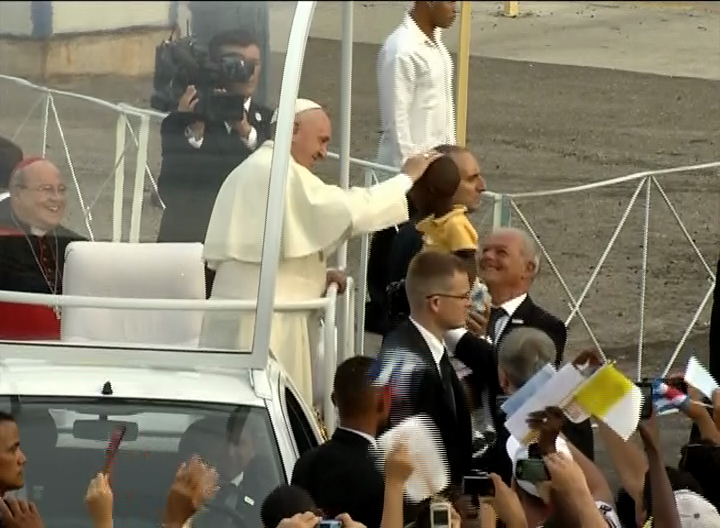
left=445, top=293, right=529, bottom=353
left=375, top=12, right=456, bottom=179
left=185, top=97, right=257, bottom=149
left=338, top=426, right=378, bottom=450
left=0, top=191, right=8, bottom=202
left=409, top=316, right=446, bottom=376
left=230, top=472, right=244, bottom=487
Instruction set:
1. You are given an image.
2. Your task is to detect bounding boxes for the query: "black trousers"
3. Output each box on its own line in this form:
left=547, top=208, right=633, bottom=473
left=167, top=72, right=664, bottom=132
left=367, top=198, right=417, bottom=303
left=365, top=198, right=418, bottom=335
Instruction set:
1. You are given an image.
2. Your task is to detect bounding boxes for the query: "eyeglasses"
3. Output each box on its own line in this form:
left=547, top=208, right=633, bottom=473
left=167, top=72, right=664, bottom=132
left=16, top=184, right=67, bottom=196
left=426, top=291, right=471, bottom=300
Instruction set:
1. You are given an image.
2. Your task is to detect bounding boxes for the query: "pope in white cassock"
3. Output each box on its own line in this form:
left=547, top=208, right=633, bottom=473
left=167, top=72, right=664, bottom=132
left=200, top=98, right=440, bottom=406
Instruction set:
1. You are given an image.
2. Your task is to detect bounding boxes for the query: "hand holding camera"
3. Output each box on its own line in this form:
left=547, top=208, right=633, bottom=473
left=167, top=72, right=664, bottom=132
left=178, top=86, right=205, bottom=139
left=277, top=512, right=322, bottom=528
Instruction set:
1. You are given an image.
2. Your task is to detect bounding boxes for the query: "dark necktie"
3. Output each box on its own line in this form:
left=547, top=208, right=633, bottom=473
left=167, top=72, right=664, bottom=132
left=439, top=349, right=457, bottom=416
left=488, top=307, right=507, bottom=345
left=223, top=482, right=241, bottom=510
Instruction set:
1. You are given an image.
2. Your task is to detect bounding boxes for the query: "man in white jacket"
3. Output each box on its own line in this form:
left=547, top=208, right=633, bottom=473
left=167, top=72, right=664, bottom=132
left=367, top=1, right=459, bottom=332
left=201, top=98, right=440, bottom=405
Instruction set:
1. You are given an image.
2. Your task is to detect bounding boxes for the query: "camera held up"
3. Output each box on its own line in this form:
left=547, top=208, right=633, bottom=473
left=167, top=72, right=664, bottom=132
left=150, top=35, right=255, bottom=122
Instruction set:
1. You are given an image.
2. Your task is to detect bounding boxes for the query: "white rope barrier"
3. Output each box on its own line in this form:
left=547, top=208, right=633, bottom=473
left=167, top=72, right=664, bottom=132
left=2, top=73, right=716, bottom=199
left=506, top=161, right=720, bottom=199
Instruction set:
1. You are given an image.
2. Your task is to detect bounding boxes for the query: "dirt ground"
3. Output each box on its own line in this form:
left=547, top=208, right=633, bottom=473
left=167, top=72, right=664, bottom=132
left=1, top=36, right=718, bottom=488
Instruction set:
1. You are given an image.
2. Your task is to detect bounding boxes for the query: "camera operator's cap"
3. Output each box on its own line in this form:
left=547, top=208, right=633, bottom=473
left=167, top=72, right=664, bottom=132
left=674, top=489, right=720, bottom=528
left=506, top=435, right=572, bottom=498
left=270, top=98, right=322, bottom=124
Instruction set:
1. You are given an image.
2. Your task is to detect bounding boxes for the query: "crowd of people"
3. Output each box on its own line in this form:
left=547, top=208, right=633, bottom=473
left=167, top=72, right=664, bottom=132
left=0, top=1, right=719, bottom=527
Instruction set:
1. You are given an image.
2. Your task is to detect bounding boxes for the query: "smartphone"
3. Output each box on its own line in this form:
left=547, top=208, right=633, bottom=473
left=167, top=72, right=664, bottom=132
left=430, top=502, right=452, bottom=528
left=637, top=382, right=653, bottom=419
left=462, top=473, right=494, bottom=497
left=318, top=521, right=341, bottom=528
left=515, top=459, right=550, bottom=483
left=102, top=424, right=127, bottom=474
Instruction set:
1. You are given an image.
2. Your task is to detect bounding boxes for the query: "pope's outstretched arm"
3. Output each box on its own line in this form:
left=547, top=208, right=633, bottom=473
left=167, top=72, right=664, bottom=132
left=297, top=152, right=442, bottom=238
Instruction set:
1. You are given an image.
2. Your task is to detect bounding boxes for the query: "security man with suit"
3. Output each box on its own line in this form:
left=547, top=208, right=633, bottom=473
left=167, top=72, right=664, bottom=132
left=292, top=356, right=390, bottom=528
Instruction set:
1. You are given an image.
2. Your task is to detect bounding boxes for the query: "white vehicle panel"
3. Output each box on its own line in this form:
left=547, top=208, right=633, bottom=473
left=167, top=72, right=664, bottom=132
left=0, top=360, right=263, bottom=405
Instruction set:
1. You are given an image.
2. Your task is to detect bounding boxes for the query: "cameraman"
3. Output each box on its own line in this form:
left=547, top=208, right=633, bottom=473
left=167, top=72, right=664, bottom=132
left=156, top=29, right=274, bottom=245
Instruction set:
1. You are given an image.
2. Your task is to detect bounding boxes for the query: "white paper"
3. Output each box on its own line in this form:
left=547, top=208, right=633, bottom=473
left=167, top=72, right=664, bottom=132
left=501, top=363, right=557, bottom=417
left=377, top=414, right=449, bottom=503
left=504, top=363, right=587, bottom=445
left=685, top=356, right=719, bottom=400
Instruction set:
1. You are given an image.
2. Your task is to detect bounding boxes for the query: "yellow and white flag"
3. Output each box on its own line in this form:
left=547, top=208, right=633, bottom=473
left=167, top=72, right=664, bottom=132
left=572, top=363, right=642, bottom=441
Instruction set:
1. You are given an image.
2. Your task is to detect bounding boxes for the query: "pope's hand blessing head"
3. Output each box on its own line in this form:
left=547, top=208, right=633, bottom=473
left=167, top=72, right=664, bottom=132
left=403, top=151, right=443, bottom=182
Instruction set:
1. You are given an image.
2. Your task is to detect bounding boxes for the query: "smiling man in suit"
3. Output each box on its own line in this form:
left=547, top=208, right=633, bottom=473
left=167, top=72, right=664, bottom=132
left=447, top=227, right=594, bottom=482
left=377, top=251, right=476, bottom=485
left=291, top=356, right=390, bottom=528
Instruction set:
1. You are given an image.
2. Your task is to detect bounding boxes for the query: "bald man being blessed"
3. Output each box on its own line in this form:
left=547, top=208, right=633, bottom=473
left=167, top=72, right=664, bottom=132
left=201, top=99, right=439, bottom=405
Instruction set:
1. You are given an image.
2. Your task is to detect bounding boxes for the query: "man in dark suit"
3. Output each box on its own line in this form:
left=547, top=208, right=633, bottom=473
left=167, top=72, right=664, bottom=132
left=447, top=227, right=594, bottom=483
left=377, top=251, right=479, bottom=485
left=156, top=29, right=274, bottom=247
left=292, top=356, right=389, bottom=528
left=192, top=407, right=276, bottom=528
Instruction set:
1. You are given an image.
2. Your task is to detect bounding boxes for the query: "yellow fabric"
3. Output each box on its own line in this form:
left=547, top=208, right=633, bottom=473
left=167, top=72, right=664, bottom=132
left=573, top=363, right=635, bottom=418
left=416, top=205, right=478, bottom=254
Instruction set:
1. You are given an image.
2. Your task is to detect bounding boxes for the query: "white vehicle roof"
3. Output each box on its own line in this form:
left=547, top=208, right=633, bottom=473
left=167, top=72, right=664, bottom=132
left=0, top=358, right=264, bottom=406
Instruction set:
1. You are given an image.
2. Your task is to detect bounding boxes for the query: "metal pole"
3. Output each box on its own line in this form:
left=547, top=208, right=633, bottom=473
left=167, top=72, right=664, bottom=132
left=504, top=1, right=519, bottom=17
left=455, top=1, right=472, bottom=146
left=336, top=2, right=354, bottom=361
left=355, top=173, right=372, bottom=356
left=252, top=2, right=317, bottom=358
left=337, top=1, right=353, bottom=266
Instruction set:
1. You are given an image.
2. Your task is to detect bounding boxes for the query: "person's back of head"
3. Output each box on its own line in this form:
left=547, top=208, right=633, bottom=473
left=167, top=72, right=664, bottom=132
left=408, top=144, right=463, bottom=219
left=0, top=136, right=23, bottom=190
left=332, top=356, right=390, bottom=430
left=261, top=484, right=317, bottom=528
left=497, top=327, right=555, bottom=395
left=413, top=486, right=462, bottom=528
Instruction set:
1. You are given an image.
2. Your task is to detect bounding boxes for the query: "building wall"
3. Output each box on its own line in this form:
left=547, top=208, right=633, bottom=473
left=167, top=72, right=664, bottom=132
left=0, top=1, right=33, bottom=37
left=51, top=1, right=173, bottom=34
left=0, top=0, right=178, bottom=78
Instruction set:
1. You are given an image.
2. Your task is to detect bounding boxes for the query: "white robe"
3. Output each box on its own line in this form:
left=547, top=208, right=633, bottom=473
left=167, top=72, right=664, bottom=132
left=201, top=140, right=411, bottom=405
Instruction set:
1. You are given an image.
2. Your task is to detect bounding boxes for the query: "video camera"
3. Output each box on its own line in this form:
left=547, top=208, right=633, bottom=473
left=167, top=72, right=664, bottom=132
left=150, top=34, right=256, bottom=122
